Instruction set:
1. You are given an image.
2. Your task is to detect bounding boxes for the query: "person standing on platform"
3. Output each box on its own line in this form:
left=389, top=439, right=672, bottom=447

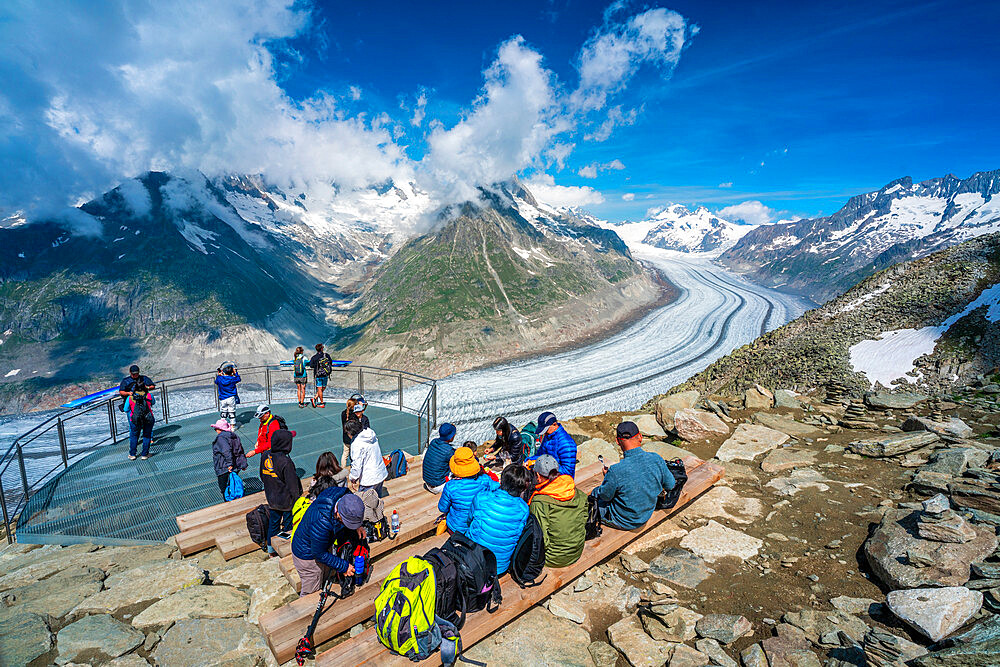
left=309, top=343, right=333, bottom=407
left=214, top=362, right=241, bottom=429
left=260, top=428, right=302, bottom=555
left=344, top=420, right=388, bottom=496
left=247, top=405, right=280, bottom=459
left=340, top=394, right=370, bottom=465
left=292, top=346, right=309, bottom=408
left=119, top=365, right=156, bottom=461
left=211, top=419, right=247, bottom=500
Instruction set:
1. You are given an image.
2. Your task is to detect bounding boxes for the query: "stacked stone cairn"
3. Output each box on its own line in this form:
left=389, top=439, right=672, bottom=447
left=824, top=380, right=849, bottom=406
left=839, top=399, right=876, bottom=430
left=916, top=493, right=978, bottom=544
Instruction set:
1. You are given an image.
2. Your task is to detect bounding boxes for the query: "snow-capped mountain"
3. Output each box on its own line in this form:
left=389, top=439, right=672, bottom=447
left=719, top=169, right=1000, bottom=302
left=606, top=204, right=756, bottom=254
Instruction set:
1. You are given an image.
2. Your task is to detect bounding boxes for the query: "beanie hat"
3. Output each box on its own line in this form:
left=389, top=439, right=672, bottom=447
left=449, top=447, right=481, bottom=478
left=336, top=493, right=365, bottom=530
left=439, top=422, right=457, bottom=442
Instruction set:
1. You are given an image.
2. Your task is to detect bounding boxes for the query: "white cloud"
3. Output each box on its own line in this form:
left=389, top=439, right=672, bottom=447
left=622, top=192, right=635, bottom=201
left=578, top=158, right=625, bottom=178
left=0, top=0, right=409, bottom=217
left=421, top=36, right=566, bottom=203
left=349, top=86, right=362, bottom=101
left=572, top=7, right=695, bottom=112
left=718, top=181, right=733, bottom=188
left=584, top=104, right=640, bottom=142
left=606, top=159, right=625, bottom=170
left=411, top=91, right=428, bottom=127
left=525, top=174, right=604, bottom=207
left=578, top=165, right=598, bottom=178
left=717, top=200, right=779, bottom=226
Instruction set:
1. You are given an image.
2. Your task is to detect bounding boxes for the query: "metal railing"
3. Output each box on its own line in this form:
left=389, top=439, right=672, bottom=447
left=0, top=363, right=436, bottom=543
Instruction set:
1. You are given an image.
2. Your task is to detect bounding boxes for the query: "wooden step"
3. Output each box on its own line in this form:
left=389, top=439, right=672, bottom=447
left=260, top=461, right=608, bottom=664
left=316, top=458, right=724, bottom=667
left=176, top=458, right=424, bottom=558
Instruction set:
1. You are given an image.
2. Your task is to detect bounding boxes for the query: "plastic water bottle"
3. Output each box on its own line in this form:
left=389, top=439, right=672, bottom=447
left=599, top=455, right=608, bottom=474
left=391, top=510, right=400, bottom=536
left=354, top=554, right=365, bottom=586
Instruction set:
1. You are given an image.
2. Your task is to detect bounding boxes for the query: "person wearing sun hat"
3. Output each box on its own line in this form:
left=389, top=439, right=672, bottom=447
left=210, top=418, right=247, bottom=500
left=437, top=446, right=498, bottom=533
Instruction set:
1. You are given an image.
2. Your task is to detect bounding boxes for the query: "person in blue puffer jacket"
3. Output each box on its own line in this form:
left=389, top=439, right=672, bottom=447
left=290, top=485, right=365, bottom=595
left=439, top=447, right=497, bottom=533
left=422, top=422, right=458, bottom=493
left=526, top=411, right=577, bottom=478
left=465, top=464, right=533, bottom=575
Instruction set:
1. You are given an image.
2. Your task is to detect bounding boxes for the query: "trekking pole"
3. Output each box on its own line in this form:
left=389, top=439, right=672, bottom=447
left=295, top=577, right=340, bottom=665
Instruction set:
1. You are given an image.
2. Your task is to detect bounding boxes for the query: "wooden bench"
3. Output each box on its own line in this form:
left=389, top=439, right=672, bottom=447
left=315, top=458, right=724, bottom=666
left=175, top=457, right=423, bottom=558
left=258, top=460, right=631, bottom=663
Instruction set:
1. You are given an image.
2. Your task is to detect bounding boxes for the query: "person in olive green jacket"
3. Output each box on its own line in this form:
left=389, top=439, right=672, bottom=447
left=528, top=454, right=587, bottom=568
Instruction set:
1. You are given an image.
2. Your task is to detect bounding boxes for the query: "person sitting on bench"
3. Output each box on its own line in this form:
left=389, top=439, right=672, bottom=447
left=465, top=464, right=533, bottom=575
left=422, top=422, right=458, bottom=493
left=344, top=420, right=388, bottom=496
left=438, top=446, right=497, bottom=533
left=291, top=487, right=365, bottom=596
left=529, top=454, right=587, bottom=568
left=526, top=411, right=578, bottom=478
left=589, top=421, right=676, bottom=530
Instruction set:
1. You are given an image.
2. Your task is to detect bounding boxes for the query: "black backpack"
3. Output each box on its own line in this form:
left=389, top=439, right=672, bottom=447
left=441, top=532, right=501, bottom=616
left=509, top=514, right=546, bottom=588
left=656, top=459, right=688, bottom=511
left=246, top=504, right=269, bottom=547
left=422, top=546, right=465, bottom=629
left=273, top=414, right=288, bottom=431
left=131, top=389, right=154, bottom=427
left=585, top=495, right=603, bottom=541
left=329, top=536, right=372, bottom=598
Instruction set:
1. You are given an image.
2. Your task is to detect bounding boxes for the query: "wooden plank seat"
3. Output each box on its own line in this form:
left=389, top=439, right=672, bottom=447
left=175, top=457, right=423, bottom=558
left=259, top=460, right=617, bottom=663
left=315, top=458, right=724, bottom=667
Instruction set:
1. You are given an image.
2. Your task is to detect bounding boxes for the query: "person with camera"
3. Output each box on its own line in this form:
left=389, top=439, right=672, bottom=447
left=214, top=361, right=241, bottom=430
left=119, top=364, right=156, bottom=460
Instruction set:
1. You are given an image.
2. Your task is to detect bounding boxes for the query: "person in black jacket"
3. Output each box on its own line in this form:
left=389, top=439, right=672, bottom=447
left=260, top=429, right=303, bottom=554
left=211, top=418, right=247, bottom=500
left=484, top=416, right=526, bottom=466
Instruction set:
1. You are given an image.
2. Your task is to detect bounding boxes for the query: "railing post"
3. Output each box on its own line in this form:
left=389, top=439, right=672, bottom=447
left=0, top=474, right=11, bottom=544
left=57, top=418, right=69, bottom=468
left=265, top=368, right=273, bottom=405
left=416, top=414, right=422, bottom=452
left=358, top=367, right=364, bottom=396
left=108, top=400, right=118, bottom=444
left=16, top=443, right=28, bottom=503
left=398, top=373, right=403, bottom=410
left=160, top=385, right=169, bottom=424
left=432, top=383, right=437, bottom=429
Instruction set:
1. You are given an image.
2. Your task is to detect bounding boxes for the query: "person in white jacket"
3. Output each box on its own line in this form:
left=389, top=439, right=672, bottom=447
left=344, top=421, right=388, bottom=496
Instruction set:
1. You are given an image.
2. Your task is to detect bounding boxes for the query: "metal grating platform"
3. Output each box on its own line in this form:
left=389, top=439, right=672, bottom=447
left=16, top=403, right=421, bottom=545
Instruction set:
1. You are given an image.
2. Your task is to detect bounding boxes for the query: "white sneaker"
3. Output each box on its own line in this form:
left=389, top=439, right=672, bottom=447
left=128, top=455, right=137, bottom=460
left=140, top=455, right=149, bottom=460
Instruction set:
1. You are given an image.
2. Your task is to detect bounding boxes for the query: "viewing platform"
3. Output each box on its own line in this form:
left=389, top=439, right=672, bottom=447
left=2, top=364, right=437, bottom=546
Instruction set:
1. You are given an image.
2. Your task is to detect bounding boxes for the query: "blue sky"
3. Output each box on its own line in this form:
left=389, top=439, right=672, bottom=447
left=2, top=0, right=999, bottom=224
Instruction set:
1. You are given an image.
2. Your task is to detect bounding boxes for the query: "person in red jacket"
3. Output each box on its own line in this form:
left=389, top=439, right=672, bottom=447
left=248, top=405, right=280, bottom=458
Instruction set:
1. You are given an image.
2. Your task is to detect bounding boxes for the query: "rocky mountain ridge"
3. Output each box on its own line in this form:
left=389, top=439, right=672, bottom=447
left=605, top=203, right=756, bottom=254
left=719, top=169, right=1000, bottom=302
left=666, top=233, right=1000, bottom=400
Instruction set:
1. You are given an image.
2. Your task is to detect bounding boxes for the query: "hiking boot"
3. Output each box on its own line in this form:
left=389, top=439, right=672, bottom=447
left=128, top=455, right=137, bottom=460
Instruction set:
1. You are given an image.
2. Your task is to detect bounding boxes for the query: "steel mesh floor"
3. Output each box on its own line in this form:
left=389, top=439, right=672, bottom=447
left=16, top=403, right=421, bottom=545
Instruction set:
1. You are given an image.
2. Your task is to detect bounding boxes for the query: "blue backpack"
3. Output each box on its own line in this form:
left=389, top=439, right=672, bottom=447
left=224, top=473, right=245, bottom=501
left=384, top=449, right=408, bottom=480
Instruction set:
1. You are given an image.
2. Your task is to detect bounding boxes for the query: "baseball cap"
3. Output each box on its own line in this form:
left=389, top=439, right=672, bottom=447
left=616, top=421, right=640, bottom=439
left=537, top=411, right=557, bottom=432
left=336, top=494, right=365, bottom=530
left=129, top=365, right=140, bottom=373
left=254, top=404, right=270, bottom=418
left=534, top=454, right=559, bottom=477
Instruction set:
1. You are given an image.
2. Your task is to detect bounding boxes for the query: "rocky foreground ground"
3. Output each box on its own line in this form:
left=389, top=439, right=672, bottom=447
left=1, top=383, right=999, bottom=666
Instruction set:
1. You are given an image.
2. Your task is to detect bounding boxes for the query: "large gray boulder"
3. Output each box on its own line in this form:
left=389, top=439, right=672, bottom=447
left=773, top=389, right=802, bottom=409
left=131, top=585, right=249, bottom=631
left=848, top=431, right=940, bottom=457
left=577, top=438, right=620, bottom=470
left=673, top=409, right=729, bottom=442
left=72, top=559, right=205, bottom=617
left=607, top=613, right=675, bottom=667
left=624, top=414, right=667, bottom=438
left=902, top=416, right=975, bottom=440
left=887, top=587, right=983, bottom=642
left=864, top=510, right=998, bottom=589
left=0, top=607, right=51, bottom=666
left=56, top=614, right=144, bottom=664
left=752, top=412, right=821, bottom=437
left=714, top=423, right=789, bottom=462
left=865, top=392, right=928, bottom=409
left=152, top=618, right=267, bottom=666
left=0, top=566, right=103, bottom=621
left=656, top=391, right=700, bottom=432
left=464, top=607, right=594, bottom=666
left=647, top=548, right=715, bottom=589
left=680, top=520, right=763, bottom=563
left=913, top=613, right=1000, bottom=666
